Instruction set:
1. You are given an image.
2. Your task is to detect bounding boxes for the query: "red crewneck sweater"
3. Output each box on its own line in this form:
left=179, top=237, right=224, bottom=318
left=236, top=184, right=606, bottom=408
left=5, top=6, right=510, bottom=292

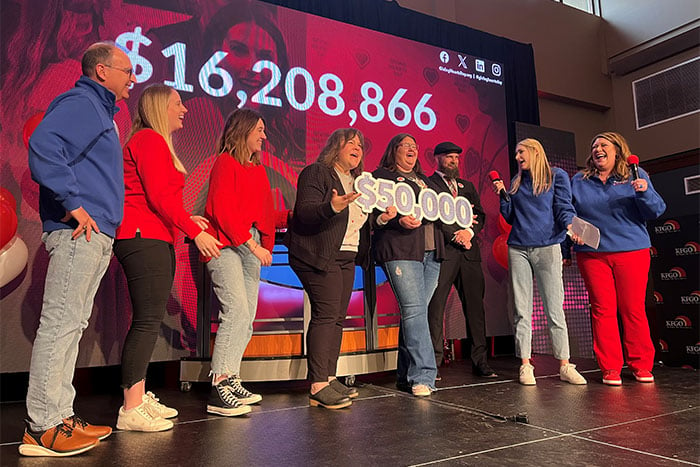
left=204, top=152, right=275, bottom=254
left=116, top=129, right=201, bottom=243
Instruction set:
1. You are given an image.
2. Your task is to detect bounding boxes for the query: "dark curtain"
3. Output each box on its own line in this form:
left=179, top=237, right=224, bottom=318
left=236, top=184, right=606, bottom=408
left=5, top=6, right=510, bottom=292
left=261, top=0, right=540, bottom=177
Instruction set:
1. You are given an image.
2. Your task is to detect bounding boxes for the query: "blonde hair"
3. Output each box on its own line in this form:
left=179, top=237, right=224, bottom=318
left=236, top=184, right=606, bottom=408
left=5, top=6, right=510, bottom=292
left=218, top=108, right=264, bottom=165
left=582, top=131, right=631, bottom=181
left=510, top=138, right=552, bottom=196
left=128, top=84, right=186, bottom=174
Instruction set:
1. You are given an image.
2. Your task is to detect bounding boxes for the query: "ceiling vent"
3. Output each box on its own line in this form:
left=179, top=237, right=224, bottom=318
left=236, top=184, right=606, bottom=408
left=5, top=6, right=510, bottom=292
left=632, top=56, right=699, bottom=130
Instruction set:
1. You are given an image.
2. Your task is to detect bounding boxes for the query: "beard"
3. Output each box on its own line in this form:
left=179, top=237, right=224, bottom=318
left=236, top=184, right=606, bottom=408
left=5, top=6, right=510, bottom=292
left=440, top=165, right=460, bottom=179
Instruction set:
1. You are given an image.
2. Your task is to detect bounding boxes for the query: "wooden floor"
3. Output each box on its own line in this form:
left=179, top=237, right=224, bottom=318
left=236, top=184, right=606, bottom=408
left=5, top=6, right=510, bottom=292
left=1, top=356, right=698, bottom=466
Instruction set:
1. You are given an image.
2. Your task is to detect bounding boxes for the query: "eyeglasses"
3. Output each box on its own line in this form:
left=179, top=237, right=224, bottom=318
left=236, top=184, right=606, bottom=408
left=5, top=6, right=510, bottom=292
left=397, top=142, right=419, bottom=151
left=101, top=63, right=134, bottom=79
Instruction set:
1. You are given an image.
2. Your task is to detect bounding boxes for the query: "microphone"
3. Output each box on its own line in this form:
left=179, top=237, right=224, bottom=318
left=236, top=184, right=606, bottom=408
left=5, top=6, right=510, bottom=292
left=488, top=170, right=510, bottom=202
left=628, top=155, right=640, bottom=180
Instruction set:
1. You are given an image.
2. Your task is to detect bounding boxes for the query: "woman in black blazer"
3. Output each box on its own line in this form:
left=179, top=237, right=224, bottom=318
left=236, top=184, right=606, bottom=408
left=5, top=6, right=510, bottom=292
left=287, top=128, right=396, bottom=409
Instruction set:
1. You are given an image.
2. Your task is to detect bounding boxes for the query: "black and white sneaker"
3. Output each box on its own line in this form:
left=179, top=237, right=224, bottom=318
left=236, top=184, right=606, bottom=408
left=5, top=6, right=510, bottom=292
left=206, top=382, right=252, bottom=417
left=226, top=376, right=262, bottom=405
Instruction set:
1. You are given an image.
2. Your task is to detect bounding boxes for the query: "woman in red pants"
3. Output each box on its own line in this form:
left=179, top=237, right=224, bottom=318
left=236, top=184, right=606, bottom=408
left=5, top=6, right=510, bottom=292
left=571, top=132, right=666, bottom=385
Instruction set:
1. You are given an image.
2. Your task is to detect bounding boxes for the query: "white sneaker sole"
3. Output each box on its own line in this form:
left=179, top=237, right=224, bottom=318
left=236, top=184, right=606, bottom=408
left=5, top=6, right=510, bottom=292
left=238, top=394, right=262, bottom=405
left=116, top=418, right=173, bottom=432
left=207, top=404, right=252, bottom=417
left=19, top=440, right=98, bottom=457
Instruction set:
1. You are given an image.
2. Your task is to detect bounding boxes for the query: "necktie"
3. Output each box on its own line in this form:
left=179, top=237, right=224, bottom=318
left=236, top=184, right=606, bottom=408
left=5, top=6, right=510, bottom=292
left=448, top=178, right=457, bottom=197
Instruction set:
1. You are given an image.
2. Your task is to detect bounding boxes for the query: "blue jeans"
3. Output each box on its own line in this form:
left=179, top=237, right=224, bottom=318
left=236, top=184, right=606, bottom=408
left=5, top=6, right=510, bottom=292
left=508, top=244, right=570, bottom=360
left=207, top=229, right=261, bottom=377
left=26, top=229, right=113, bottom=431
left=384, top=251, right=440, bottom=388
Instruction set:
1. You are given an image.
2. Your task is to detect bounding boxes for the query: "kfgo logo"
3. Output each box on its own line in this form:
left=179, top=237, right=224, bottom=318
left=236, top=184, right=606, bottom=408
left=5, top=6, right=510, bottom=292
left=660, top=267, right=687, bottom=281
left=680, top=291, right=700, bottom=305
left=658, top=339, right=669, bottom=352
left=650, top=246, right=658, bottom=257
left=686, top=341, right=700, bottom=355
left=675, top=241, right=700, bottom=256
left=654, top=220, right=680, bottom=234
left=666, top=315, right=692, bottom=328
left=653, top=291, right=664, bottom=305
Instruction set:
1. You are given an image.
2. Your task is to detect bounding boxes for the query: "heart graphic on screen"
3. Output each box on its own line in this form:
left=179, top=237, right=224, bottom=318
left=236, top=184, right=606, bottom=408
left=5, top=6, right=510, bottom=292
left=423, top=68, right=439, bottom=87
left=363, top=137, right=372, bottom=156
left=354, top=50, right=370, bottom=69
left=455, top=114, right=470, bottom=133
left=424, top=148, right=436, bottom=169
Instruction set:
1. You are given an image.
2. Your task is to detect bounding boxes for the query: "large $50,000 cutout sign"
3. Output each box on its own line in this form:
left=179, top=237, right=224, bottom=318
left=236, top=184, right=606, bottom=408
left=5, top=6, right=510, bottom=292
left=354, top=172, right=473, bottom=228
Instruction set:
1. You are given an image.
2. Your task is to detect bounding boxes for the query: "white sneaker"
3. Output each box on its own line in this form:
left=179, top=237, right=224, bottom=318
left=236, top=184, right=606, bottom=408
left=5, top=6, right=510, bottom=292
left=519, top=363, right=536, bottom=385
left=412, top=384, right=431, bottom=397
left=116, top=403, right=174, bottom=432
left=560, top=363, right=587, bottom=385
left=145, top=392, right=178, bottom=418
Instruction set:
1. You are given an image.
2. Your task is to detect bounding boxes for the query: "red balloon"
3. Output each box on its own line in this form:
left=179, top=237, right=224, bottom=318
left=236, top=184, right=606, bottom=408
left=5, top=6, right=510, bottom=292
left=498, top=214, right=512, bottom=234
left=0, top=202, right=18, bottom=250
left=0, top=187, right=16, bottom=210
left=492, top=234, right=509, bottom=269
left=23, top=111, right=45, bottom=149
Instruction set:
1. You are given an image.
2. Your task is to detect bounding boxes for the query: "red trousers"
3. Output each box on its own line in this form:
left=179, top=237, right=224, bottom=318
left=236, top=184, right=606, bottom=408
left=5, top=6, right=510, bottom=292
left=577, top=249, right=654, bottom=372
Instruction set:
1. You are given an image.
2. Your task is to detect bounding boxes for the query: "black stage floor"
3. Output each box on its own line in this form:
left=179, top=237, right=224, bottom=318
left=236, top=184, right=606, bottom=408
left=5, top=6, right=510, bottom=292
left=1, top=356, right=698, bottom=466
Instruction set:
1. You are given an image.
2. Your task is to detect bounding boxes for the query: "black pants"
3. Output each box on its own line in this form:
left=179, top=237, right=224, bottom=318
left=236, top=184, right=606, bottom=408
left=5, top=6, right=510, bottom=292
left=290, top=251, right=356, bottom=383
left=114, top=237, right=175, bottom=388
left=427, top=255, right=488, bottom=368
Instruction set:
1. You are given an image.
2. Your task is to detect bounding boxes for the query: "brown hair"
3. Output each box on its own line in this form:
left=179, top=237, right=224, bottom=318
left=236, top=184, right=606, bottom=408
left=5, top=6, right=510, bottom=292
left=581, top=131, right=631, bottom=181
left=316, top=128, right=365, bottom=177
left=378, top=133, right=422, bottom=174
left=218, top=108, right=265, bottom=165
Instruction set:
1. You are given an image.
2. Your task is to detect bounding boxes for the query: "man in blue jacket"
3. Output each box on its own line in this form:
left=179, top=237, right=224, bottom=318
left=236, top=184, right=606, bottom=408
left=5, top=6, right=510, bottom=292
left=21, top=42, right=135, bottom=457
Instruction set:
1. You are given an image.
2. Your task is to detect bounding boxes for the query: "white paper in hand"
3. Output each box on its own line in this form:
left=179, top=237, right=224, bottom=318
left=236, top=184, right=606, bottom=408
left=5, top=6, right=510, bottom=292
left=571, top=216, right=600, bottom=249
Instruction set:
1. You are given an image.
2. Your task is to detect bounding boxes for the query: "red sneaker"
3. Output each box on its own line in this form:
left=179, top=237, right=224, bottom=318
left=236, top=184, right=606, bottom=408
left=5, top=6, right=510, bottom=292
left=633, top=369, right=655, bottom=383
left=602, top=370, right=622, bottom=386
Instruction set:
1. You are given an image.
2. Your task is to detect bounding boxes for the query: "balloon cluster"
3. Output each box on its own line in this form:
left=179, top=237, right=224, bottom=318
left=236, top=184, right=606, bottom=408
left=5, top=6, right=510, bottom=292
left=492, top=214, right=511, bottom=269
left=0, top=187, right=28, bottom=287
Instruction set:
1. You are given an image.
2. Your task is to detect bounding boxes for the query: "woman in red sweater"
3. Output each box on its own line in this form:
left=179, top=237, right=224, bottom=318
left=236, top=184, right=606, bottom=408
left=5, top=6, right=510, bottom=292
left=114, top=84, right=222, bottom=431
left=204, top=108, right=278, bottom=417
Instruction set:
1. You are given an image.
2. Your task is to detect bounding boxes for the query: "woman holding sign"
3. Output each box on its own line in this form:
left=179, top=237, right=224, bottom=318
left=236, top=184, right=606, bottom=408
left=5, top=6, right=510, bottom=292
left=372, top=134, right=444, bottom=397
left=287, top=128, right=396, bottom=409
left=571, top=132, right=665, bottom=385
left=492, top=138, right=587, bottom=386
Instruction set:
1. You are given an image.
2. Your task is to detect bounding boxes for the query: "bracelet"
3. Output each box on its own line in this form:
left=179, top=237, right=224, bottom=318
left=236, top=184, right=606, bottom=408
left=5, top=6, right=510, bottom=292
left=249, top=242, right=258, bottom=253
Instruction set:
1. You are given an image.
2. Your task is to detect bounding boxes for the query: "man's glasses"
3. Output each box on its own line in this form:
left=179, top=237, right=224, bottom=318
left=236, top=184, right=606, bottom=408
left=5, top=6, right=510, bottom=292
left=397, top=142, right=419, bottom=151
left=102, top=64, right=134, bottom=79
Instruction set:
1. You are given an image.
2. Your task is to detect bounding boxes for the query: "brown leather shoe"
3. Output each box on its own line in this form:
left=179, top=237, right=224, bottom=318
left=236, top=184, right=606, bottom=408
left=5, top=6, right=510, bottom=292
left=19, top=421, right=99, bottom=457
left=63, top=415, right=112, bottom=440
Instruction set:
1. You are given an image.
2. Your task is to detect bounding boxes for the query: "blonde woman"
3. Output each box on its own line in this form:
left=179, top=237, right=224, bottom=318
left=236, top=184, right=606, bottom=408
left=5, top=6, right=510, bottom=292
left=114, top=84, right=222, bottom=431
left=492, top=139, right=586, bottom=386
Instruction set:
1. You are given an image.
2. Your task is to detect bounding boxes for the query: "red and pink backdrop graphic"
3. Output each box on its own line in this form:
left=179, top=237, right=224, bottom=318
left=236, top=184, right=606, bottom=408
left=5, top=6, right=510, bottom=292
left=0, top=0, right=511, bottom=372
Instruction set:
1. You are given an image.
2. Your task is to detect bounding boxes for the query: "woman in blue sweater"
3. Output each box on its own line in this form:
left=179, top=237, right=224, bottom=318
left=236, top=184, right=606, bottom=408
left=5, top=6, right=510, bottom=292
left=493, top=138, right=586, bottom=386
left=571, top=132, right=665, bottom=385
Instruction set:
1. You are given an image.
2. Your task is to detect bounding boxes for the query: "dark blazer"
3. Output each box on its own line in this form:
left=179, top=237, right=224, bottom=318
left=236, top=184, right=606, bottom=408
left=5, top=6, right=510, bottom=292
left=371, top=166, right=445, bottom=264
left=286, top=162, right=370, bottom=271
left=428, top=172, right=485, bottom=262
